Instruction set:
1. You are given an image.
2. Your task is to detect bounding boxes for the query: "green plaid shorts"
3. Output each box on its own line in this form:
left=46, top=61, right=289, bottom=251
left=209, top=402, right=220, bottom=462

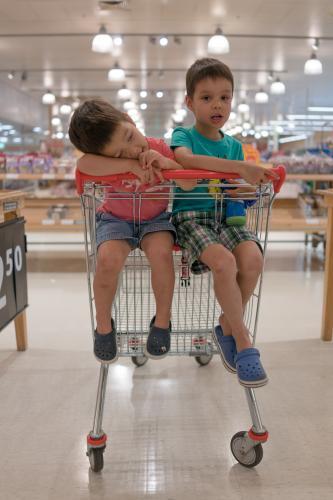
left=172, top=210, right=262, bottom=275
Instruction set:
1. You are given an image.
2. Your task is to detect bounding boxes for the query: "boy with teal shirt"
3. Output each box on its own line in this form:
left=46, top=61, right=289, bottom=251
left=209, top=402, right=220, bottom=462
left=170, top=58, right=277, bottom=388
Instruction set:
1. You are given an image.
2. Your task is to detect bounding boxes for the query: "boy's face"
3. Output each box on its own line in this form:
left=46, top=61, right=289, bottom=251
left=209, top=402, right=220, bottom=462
left=101, top=120, right=148, bottom=159
left=186, top=77, right=233, bottom=131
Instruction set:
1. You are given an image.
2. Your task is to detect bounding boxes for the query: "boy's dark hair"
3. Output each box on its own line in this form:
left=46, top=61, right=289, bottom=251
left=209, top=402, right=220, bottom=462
left=186, top=58, right=234, bottom=97
left=68, top=98, right=129, bottom=154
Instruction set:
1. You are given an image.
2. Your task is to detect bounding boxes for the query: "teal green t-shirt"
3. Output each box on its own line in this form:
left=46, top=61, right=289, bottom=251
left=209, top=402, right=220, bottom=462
left=171, top=126, right=244, bottom=213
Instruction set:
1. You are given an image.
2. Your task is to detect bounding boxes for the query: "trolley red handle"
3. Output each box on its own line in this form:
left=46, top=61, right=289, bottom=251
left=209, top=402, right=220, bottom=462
left=76, top=165, right=286, bottom=195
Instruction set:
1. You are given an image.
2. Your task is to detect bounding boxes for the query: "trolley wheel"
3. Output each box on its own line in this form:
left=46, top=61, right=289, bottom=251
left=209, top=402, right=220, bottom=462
left=131, top=355, right=148, bottom=367
left=88, top=447, right=105, bottom=472
left=230, top=431, right=263, bottom=468
left=195, top=354, right=213, bottom=366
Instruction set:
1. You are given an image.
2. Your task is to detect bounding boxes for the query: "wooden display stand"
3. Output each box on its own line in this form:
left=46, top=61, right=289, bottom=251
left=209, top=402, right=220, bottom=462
left=319, top=190, right=333, bottom=341
left=0, top=190, right=28, bottom=351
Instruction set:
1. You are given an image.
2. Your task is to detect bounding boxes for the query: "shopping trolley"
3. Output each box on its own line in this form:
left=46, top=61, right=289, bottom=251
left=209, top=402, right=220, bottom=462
left=76, top=165, right=286, bottom=472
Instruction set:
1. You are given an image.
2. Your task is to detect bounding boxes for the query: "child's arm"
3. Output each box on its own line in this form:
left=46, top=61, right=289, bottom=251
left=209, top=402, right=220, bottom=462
left=138, top=149, right=197, bottom=191
left=173, top=146, right=278, bottom=185
left=77, top=153, right=150, bottom=185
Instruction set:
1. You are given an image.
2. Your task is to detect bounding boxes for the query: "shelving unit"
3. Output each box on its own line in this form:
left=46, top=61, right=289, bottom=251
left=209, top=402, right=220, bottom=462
left=0, top=171, right=332, bottom=235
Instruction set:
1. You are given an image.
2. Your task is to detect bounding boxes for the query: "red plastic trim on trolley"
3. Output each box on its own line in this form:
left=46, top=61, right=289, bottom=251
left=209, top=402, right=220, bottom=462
left=75, top=165, right=286, bottom=196
left=87, top=433, right=107, bottom=446
left=248, top=428, right=269, bottom=443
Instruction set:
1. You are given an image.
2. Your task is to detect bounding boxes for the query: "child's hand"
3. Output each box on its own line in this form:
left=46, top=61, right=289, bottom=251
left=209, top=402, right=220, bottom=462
left=139, top=150, right=178, bottom=171
left=239, top=163, right=279, bottom=185
left=130, top=164, right=151, bottom=185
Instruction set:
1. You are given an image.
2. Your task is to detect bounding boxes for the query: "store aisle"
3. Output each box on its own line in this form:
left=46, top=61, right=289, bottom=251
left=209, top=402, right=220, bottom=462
left=0, top=341, right=333, bottom=499
left=0, top=242, right=331, bottom=499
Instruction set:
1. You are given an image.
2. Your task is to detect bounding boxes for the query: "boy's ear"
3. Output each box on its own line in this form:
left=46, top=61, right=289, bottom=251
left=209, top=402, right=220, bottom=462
left=185, top=94, right=193, bottom=112
left=123, top=113, right=136, bottom=126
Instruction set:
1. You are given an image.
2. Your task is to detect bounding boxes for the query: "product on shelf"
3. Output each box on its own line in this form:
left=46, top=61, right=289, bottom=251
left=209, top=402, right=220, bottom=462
left=270, top=153, right=333, bottom=174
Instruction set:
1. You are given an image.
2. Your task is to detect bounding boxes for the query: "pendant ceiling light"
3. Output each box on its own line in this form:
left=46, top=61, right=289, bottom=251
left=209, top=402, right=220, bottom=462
left=117, top=85, right=132, bottom=100
left=208, top=27, right=230, bottom=54
left=304, top=53, right=323, bottom=75
left=92, top=25, right=113, bottom=53
left=237, top=101, right=249, bottom=113
left=270, top=78, right=286, bottom=95
left=42, top=90, right=56, bottom=105
left=255, top=89, right=269, bottom=104
left=108, top=62, right=125, bottom=81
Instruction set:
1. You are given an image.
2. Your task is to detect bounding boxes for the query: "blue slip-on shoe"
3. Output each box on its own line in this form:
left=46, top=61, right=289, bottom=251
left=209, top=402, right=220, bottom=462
left=212, top=325, right=237, bottom=373
left=94, top=318, right=118, bottom=364
left=235, top=347, right=268, bottom=388
left=145, top=316, right=171, bottom=360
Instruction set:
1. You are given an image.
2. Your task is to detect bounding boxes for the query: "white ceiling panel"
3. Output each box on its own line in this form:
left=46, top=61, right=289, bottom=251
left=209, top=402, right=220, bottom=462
left=0, top=0, right=332, bottom=136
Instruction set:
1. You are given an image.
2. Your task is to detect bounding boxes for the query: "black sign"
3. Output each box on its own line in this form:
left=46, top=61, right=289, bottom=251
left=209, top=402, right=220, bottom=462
left=0, top=217, right=28, bottom=331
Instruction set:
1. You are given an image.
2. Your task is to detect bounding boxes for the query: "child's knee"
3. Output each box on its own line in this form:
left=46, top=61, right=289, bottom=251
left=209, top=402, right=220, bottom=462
left=211, top=251, right=237, bottom=276
left=238, top=248, right=263, bottom=275
left=97, top=249, right=124, bottom=276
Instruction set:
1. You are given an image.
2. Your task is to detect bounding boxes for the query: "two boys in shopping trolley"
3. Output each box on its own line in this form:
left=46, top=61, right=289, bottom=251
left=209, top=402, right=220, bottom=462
left=69, top=57, right=278, bottom=389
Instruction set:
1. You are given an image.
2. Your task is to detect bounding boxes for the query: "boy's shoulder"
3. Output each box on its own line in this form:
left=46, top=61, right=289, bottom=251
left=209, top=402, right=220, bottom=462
left=222, top=132, right=242, bottom=148
left=146, top=137, right=174, bottom=159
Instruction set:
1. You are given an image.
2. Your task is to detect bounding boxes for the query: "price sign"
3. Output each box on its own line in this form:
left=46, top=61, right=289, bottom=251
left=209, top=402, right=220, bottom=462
left=0, top=218, right=28, bottom=331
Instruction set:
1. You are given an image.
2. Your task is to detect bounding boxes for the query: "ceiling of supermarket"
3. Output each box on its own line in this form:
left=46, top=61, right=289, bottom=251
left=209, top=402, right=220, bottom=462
left=0, top=0, right=333, bottom=138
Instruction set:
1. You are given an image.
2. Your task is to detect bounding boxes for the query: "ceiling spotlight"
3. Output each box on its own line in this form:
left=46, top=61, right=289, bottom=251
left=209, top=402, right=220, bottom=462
left=312, top=38, right=319, bottom=51
left=237, top=101, right=249, bottom=113
left=270, top=78, right=286, bottom=95
left=173, top=36, right=182, bottom=45
left=60, top=104, right=72, bottom=115
left=159, top=36, right=169, bottom=47
left=229, top=111, right=236, bottom=120
left=92, top=25, right=113, bottom=53
left=117, top=85, right=132, bottom=100
left=255, top=89, right=269, bottom=103
left=140, top=103, right=148, bottom=110
left=208, top=27, right=230, bottom=54
left=42, top=90, right=56, bottom=105
left=21, top=71, right=28, bottom=82
left=304, top=53, right=323, bottom=75
left=113, top=35, right=123, bottom=47
left=140, top=90, right=148, bottom=98
left=108, top=62, right=125, bottom=81
left=149, top=36, right=157, bottom=45
left=8, top=71, right=15, bottom=80
left=156, top=91, right=164, bottom=98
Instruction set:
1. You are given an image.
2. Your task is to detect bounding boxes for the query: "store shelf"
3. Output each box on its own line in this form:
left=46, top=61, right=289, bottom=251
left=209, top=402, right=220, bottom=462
left=286, top=174, right=333, bottom=181
left=0, top=173, right=75, bottom=181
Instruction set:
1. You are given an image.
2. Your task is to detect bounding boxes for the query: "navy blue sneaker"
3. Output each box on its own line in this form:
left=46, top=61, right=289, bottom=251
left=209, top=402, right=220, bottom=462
left=94, top=318, right=118, bottom=364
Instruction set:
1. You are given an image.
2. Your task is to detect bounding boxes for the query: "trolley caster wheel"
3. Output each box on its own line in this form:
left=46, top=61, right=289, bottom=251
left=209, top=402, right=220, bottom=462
left=230, top=431, right=263, bottom=468
left=195, top=354, right=213, bottom=366
left=87, top=447, right=105, bottom=472
left=131, top=355, right=148, bottom=367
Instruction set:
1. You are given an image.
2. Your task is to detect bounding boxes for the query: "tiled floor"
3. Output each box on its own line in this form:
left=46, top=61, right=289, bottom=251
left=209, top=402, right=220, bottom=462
left=0, top=235, right=331, bottom=499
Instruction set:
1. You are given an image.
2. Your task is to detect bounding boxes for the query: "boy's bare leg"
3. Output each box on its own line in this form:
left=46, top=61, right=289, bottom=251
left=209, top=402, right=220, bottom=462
left=141, top=231, right=175, bottom=329
left=94, top=240, right=131, bottom=334
left=200, top=243, right=251, bottom=352
left=219, top=241, right=263, bottom=335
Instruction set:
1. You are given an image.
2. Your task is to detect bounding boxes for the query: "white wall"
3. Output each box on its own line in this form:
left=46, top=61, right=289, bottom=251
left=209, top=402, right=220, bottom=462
left=0, top=80, right=46, bottom=129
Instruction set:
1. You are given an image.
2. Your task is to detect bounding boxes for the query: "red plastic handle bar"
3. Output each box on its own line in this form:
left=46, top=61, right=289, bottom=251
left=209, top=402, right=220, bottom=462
left=76, top=165, right=286, bottom=195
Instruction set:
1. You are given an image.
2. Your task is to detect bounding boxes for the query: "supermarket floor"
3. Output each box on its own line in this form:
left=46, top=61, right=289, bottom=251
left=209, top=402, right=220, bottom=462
left=0, top=235, right=332, bottom=500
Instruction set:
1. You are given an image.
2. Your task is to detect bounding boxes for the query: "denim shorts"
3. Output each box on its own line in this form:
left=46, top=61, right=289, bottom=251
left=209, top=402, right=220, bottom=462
left=96, top=211, right=176, bottom=249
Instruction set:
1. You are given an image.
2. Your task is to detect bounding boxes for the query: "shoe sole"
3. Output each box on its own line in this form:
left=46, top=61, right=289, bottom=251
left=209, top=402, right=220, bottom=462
left=238, top=376, right=269, bottom=388
left=212, top=329, right=237, bottom=374
left=94, top=350, right=119, bottom=364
